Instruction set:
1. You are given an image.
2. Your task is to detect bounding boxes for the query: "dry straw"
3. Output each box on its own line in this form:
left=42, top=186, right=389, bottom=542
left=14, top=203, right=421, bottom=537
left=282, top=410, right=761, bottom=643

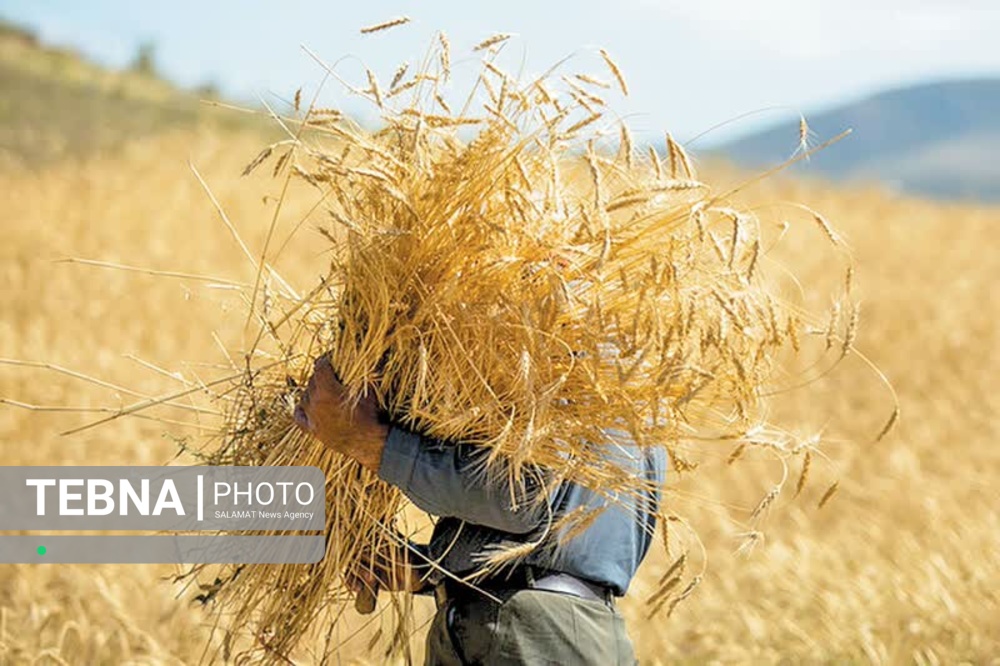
left=33, top=30, right=893, bottom=663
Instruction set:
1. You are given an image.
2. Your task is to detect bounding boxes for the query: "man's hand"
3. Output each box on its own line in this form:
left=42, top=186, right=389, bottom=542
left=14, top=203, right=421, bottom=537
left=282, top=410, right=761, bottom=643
left=293, top=356, right=389, bottom=473
left=345, top=539, right=428, bottom=613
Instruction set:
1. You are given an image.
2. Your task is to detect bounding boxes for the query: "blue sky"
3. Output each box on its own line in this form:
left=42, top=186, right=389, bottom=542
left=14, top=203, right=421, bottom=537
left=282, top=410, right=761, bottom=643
left=3, top=0, right=999, bottom=145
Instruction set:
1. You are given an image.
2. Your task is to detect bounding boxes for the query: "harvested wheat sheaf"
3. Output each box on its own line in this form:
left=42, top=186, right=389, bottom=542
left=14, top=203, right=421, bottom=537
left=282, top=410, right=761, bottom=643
left=178, top=30, right=888, bottom=662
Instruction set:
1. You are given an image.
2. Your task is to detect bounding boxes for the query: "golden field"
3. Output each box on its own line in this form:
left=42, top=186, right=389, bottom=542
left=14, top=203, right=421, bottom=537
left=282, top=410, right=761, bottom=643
left=0, top=124, right=997, bottom=665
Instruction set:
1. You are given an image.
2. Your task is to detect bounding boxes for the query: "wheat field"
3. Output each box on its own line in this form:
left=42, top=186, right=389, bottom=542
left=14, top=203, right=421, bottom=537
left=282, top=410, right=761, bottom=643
left=0, top=126, right=997, bottom=664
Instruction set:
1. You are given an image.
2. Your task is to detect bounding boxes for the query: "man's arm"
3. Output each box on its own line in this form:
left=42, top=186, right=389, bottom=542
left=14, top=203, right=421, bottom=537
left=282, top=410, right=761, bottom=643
left=294, top=356, right=548, bottom=534
left=378, top=425, right=548, bottom=534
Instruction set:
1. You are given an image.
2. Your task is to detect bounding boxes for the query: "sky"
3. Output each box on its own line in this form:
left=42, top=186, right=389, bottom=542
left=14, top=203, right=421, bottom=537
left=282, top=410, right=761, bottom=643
left=2, top=0, right=999, bottom=145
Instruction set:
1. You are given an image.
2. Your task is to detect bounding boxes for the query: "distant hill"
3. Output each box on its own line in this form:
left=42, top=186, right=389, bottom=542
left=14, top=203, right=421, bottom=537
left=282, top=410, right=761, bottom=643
left=718, top=78, right=1000, bottom=202
left=0, top=20, right=260, bottom=168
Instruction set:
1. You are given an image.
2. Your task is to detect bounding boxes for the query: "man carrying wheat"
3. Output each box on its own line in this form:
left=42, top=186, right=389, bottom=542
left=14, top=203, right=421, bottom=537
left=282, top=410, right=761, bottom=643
left=194, top=29, right=873, bottom=665
left=295, top=355, right=664, bottom=665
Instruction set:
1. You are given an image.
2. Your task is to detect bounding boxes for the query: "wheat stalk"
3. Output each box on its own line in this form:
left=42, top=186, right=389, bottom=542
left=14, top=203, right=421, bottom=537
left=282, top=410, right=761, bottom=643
left=360, top=17, right=411, bottom=35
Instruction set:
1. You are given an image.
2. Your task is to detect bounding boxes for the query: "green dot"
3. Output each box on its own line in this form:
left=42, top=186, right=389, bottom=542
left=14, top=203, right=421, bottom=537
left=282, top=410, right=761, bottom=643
left=36, top=546, right=46, bottom=556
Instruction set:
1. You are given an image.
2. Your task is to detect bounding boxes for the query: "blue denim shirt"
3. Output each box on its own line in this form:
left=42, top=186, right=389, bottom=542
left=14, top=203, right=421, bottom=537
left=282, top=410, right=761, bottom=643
left=378, top=426, right=667, bottom=596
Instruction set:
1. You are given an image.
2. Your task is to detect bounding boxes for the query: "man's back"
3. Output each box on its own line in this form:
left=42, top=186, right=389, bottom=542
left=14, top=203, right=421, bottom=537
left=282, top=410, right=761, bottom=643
left=379, top=425, right=666, bottom=664
left=294, top=357, right=666, bottom=664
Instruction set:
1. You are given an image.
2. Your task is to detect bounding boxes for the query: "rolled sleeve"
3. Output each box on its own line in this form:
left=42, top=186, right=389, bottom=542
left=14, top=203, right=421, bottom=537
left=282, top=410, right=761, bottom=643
left=377, top=426, right=422, bottom=490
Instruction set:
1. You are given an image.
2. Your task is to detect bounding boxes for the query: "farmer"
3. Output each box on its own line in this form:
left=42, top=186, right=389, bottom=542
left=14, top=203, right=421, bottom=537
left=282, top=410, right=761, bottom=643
left=295, top=355, right=665, bottom=665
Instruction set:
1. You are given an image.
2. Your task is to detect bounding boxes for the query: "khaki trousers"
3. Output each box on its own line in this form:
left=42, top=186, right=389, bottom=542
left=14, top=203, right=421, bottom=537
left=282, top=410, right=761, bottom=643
left=425, top=589, right=637, bottom=665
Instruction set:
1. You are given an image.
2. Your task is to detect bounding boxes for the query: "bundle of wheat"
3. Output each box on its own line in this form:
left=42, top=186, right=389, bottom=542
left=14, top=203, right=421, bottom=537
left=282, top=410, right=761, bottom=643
left=178, top=26, right=892, bottom=663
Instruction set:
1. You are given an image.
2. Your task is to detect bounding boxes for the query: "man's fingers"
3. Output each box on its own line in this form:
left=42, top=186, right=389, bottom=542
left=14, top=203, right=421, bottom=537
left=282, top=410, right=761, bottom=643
left=293, top=405, right=311, bottom=431
left=355, top=585, right=378, bottom=615
left=345, top=566, right=378, bottom=591
left=343, top=570, right=361, bottom=594
left=344, top=566, right=379, bottom=614
left=295, top=357, right=334, bottom=433
left=312, top=355, right=339, bottom=387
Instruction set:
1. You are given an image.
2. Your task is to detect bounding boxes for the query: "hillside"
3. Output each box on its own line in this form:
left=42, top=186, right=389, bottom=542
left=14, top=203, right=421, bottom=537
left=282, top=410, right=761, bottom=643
left=0, top=21, right=259, bottom=168
left=720, top=78, right=1000, bottom=201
